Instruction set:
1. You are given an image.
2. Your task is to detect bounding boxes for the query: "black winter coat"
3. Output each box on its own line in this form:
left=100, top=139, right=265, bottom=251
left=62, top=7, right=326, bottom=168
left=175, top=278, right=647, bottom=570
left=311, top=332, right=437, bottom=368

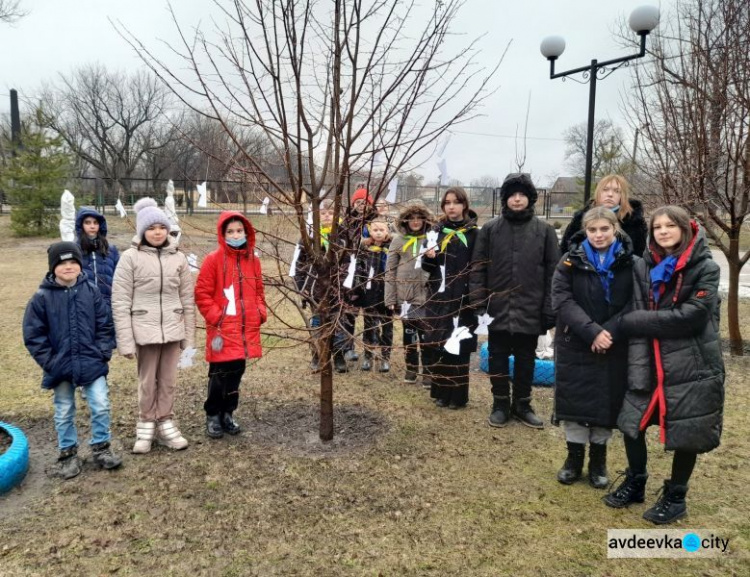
left=560, top=199, right=648, bottom=257
left=356, top=242, right=390, bottom=310
left=421, top=211, right=479, bottom=351
left=23, top=273, right=115, bottom=390
left=617, top=223, right=724, bottom=453
left=469, top=210, right=560, bottom=335
left=552, top=232, right=635, bottom=427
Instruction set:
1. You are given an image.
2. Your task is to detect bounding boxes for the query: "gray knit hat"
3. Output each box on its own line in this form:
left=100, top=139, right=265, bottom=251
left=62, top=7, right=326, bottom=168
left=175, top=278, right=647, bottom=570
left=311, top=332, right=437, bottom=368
left=134, top=197, right=171, bottom=239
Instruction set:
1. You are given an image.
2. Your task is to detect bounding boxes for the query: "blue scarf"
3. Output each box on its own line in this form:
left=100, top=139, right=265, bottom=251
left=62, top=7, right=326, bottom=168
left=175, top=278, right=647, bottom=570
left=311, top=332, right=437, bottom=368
left=582, top=239, right=621, bottom=303
left=649, top=254, right=678, bottom=304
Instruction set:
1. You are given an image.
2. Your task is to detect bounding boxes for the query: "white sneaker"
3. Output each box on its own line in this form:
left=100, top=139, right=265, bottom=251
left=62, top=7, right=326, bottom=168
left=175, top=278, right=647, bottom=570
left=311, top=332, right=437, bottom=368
left=132, top=421, right=156, bottom=454
left=156, top=420, right=189, bottom=450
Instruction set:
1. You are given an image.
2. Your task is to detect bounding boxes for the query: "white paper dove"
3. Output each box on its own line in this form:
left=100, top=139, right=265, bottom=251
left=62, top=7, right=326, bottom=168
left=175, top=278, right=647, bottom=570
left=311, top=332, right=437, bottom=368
left=444, top=317, right=472, bottom=355
left=366, top=266, right=374, bottom=290
left=343, top=255, right=357, bottom=289
left=474, top=312, right=494, bottom=336
left=289, top=243, right=302, bottom=277
left=260, top=197, right=270, bottom=215
left=115, top=199, right=127, bottom=218
left=400, top=302, right=412, bottom=319
left=223, top=285, right=237, bottom=316
left=425, top=230, right=439, bottom=251
left=197, top=182, right=208, bottom=208
left=59, top=190, right=76, bottom=241
left=438, top=265, right=446, bottom=292
left=187, top=253, right=199, bottom=273
left=177, top=347, right=197, bottom=369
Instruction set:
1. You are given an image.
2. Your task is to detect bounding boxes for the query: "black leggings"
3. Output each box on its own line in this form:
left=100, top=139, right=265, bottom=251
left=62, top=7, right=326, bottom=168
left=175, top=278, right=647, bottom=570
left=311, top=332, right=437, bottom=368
left=204, top=359, right=246, bottom=416
left=624, top=432, right=697, bottom=486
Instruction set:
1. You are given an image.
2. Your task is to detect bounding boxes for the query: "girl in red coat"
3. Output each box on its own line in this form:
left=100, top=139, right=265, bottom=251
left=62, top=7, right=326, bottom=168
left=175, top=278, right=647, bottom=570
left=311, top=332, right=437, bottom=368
left=195, top=212, right=267, bottom=439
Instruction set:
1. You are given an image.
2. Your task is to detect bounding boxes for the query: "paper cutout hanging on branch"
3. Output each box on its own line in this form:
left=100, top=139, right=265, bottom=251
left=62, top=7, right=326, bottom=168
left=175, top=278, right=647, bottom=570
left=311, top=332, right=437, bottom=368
left=474, top=312, right=494, bottom=336
left=386, top=178, right=398, bottom=203
left=437, top=159, right=449, bottom=186
left=342, top=255, right=357, bottom=289
left=444, top=316, right=472, bottom=355
left=259, top=197, right=270, bottom=215
left=197, top=182, right=208, bottom=208
left=438, top=265, right=446, bottom=293
left=425, top=230, right=439, bottom=251
left=164, top=179, right=179, bottom=226
left=366, top=266, right=375, bottom=290
left=59, top=190, right=76, bottom=242
left=289, top=243, right=302, bottom=277
left=177, top=347, right=197, bottom=369
left=115, top=199, right=127, bottom=218
left=400, top=301, right=411, bottom=319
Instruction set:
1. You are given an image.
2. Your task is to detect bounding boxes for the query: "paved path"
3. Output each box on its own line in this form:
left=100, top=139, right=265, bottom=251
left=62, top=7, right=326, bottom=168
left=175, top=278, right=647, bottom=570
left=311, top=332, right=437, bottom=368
left=711, top=250, right=750, bottom=298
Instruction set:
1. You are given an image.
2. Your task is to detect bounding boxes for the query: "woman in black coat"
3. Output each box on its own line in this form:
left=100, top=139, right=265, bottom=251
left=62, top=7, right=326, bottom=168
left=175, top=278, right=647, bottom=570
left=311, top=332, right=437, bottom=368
left=552, top=207, right=635, bottom=489
left=603, top=206, right=724, bottom=525
left=560, top=174, right=648, bottom=257
left=421, top=188, right=478, bottom=409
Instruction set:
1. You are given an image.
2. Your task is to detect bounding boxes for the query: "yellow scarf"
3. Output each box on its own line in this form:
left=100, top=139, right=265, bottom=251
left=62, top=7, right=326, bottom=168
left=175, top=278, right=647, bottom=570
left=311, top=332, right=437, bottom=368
left=402, top=234, right=425, bottom=256
left=440, top=227, right=469, bottom=252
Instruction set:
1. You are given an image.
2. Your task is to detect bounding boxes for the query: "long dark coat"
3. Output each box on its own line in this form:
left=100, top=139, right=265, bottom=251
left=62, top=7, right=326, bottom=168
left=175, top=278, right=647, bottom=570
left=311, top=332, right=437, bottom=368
left=560, top=199, right=648, bottom=257
left=552, top=232, right=635, bottom=427
left=421, top=211, right=479, bottom=352
left=75, top=207, right=120, bottom=307
left=617, top=222, right=724, bottom=453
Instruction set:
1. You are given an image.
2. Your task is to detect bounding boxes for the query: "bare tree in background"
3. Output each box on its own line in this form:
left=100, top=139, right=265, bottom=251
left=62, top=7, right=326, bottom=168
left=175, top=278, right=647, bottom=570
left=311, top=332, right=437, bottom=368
left=564, top=119, right=632, bottom=188
left=120, top=0, right=502, bottom=439
left=628, top=0, right=750, bottom=355
left=39, top=65, right=178, bottom=195
left=0, top=0, right=26, bottom=23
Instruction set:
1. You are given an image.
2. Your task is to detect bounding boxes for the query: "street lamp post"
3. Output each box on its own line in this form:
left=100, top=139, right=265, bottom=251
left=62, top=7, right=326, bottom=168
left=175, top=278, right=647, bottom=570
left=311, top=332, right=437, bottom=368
left=541, top=5, right=660, bottom=205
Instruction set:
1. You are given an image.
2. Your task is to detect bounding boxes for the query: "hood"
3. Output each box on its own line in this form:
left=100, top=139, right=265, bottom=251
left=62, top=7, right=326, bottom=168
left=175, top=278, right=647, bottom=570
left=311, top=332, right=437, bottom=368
left=41, top=270, right=90, bottom=290
left=645, top=220, right=709, bottom=270
left=627, top=198, right=644, bottom=221
left=216, top=211, right=256, bottom=253
left=75, top=207, right=108, bottom=238
left=397, top=202, right=434, bottom=235
left=500, top=173, right=538, bottom=207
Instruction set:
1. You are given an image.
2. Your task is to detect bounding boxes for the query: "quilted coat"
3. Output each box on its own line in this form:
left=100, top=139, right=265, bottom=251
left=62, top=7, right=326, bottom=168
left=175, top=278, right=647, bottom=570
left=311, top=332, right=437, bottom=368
left=75, top=207, right=120, bottom=306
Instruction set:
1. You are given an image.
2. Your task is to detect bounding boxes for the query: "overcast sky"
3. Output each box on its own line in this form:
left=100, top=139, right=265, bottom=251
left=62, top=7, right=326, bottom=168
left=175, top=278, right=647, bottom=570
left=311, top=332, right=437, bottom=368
left=1, top=0, right=670, bottom=187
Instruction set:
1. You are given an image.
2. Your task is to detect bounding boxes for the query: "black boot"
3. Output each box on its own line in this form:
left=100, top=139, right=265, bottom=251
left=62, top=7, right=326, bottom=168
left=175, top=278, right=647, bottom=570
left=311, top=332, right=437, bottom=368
left=57, top=446, right=81, bottom=480
left=333, top=351, right=348, bottom=373
left=557, top=442, right=585, bottom=485
left=206, top=414, right=224, bottom=439
left=221, top=413, right=242, bottom=435
left=588, top=443, right=609, bottom=489
left=511, top=397, right=544, bottom=429
left=378, top=357, right=391, bottom=373
left=602, top=469, right=648, bottom=508
left=488, top=396, right=510, bottom=428
left=403, top=368, right=418, bottom=383
left=91, top=441, right=123, bottom=470
left=642, top=481, right=688, bottom=525
left=361, top=351, right=373, bottom=371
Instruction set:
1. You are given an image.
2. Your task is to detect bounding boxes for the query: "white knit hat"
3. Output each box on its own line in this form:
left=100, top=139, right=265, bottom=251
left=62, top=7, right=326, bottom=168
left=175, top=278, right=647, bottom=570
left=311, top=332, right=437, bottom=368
left=134, top=197, right=171, bottom=239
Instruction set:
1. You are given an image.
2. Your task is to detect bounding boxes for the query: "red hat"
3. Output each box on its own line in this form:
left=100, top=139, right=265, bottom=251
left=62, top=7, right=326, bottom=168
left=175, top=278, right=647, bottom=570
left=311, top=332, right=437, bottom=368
left=351, top=188, right=373, bottom=205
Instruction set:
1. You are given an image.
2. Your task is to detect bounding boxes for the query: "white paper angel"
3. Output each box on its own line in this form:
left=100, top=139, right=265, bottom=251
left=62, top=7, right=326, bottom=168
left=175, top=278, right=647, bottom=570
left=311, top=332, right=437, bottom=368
left=177, top=347, right=197, bottom=369
left=438, top=265, right=446, bottom=292
left=400, top=301, right=412, bottom=319
left=444, top=317, right=472, bottom=355
left=197, top=182, right=208, bottom=208
left=343, top=255, right=357, bottom=289
left=115, top=199, right=127, bottom=218
left=366, top=266, right=374, bottom=290
left=59, top=190, right=76, bottom=242
left=425, top=229, right=439, bottom=251
left=187, top=253, right=199, bottom=273
left=259, top=197, right=270, bottom=215
left=474, top=312, right=494, bottom=336
left=289, top=243, right=302, bottom=277
left=223, top=285, right=237, bottom=316
left=164, top=180, right=179, bottom=226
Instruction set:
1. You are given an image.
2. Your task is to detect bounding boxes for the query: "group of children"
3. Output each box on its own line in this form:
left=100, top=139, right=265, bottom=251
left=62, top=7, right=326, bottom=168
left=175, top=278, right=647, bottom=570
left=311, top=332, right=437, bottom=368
left=22, top=174, right=725, bottom=525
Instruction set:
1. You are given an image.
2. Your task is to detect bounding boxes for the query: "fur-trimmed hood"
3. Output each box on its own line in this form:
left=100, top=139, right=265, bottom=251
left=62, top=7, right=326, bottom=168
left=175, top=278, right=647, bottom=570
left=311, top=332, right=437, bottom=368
left=396, top=201, right=434, bottom=235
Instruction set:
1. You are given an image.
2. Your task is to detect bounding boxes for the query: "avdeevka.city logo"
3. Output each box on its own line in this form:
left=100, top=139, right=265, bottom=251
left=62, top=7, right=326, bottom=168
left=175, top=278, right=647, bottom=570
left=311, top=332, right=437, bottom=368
left=607, top=529, right=730, bottom=558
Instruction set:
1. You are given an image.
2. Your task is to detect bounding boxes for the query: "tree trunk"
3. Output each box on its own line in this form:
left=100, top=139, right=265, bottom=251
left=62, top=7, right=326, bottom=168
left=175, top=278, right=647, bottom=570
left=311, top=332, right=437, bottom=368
left=318, top=307, right=334, bottom=441
left=727, top=258, right=744, bottom=356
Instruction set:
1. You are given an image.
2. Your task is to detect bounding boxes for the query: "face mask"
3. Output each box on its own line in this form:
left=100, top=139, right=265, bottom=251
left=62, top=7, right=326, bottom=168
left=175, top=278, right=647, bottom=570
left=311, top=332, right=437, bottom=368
left=226, top=237, right=246, bottom=248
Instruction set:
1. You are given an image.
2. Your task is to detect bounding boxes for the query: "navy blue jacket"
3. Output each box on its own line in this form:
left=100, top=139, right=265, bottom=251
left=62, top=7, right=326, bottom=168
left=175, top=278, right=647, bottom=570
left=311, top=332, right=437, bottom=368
left=23, top=272, right=115, bottom=389
left=75, top=207, right=120, bottom=306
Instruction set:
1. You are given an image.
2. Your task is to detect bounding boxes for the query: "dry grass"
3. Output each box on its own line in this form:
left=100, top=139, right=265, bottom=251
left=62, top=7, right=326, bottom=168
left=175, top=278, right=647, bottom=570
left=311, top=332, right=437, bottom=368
left=1, top=215, right=749, bottom=576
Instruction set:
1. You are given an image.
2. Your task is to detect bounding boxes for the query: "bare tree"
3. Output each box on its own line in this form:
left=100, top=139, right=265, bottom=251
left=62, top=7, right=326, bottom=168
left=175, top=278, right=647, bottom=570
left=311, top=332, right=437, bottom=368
left=563, top=119, right=632, bottom=185
left=0, top=0, right=27, bottom=23
left=120, top=0, right=502, bottom=439
left=39, top=65, right=178, bottom=194
left=627, top=0, right=750, bottom=355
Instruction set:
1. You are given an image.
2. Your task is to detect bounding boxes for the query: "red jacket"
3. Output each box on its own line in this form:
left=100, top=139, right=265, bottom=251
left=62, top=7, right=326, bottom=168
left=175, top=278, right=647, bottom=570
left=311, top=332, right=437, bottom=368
left=195, top=212, right=267, bottom=362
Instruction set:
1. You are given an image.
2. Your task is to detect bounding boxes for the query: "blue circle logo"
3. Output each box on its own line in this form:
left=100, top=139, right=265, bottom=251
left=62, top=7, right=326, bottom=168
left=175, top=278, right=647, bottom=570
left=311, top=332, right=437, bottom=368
left=683, top=533, right=701, bottom=552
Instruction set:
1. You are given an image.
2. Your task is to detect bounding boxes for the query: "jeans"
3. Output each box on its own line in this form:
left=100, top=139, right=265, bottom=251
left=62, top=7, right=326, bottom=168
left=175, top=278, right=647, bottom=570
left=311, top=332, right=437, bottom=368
left=53, top=375, right=112, bottom=450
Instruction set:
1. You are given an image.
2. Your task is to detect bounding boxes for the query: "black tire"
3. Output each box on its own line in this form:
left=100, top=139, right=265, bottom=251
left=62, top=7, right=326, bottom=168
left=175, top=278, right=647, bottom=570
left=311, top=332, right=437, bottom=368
left=0, top=421, right=30, bottom=494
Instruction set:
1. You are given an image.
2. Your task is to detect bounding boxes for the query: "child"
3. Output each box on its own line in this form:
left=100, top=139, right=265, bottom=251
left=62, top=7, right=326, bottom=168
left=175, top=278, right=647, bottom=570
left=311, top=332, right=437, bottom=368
left=551, top=207, right=636, bottom=488
left=23, top=242, right=122, bottom=479
left=195, top=212, right=267, bottom=438
left=356, top=217, right=393, bottom=372
left=112, top=198, right=195, bottom=453
left=604, top=206, right=724, bottom=524
left=421, top=187, right=479, bottom=409
left=384, top=201, right=433, bottom=383
left=469, top=173, right=559, bottom=427
left=75, top=207, right=120, bottom=310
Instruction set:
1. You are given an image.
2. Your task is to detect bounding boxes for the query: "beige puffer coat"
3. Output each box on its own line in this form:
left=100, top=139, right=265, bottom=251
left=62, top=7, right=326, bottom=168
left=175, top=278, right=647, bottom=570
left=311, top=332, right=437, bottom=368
left=384, top=202, right=433, bottom=309
left=112, top=240, right=196, bottom=356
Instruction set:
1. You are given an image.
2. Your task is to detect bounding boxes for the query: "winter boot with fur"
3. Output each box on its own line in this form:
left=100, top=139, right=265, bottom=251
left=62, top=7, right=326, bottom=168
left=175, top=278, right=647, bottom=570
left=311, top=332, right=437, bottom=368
left=156, top=420, right=189, bottom=450
left=206, top=415, right=224, bottom=439
left=642, top=481, right=688, bottom=525
left=488, top=395, right=511, bottom=427
left=557, top=442, right=585, bottom=485
left=91, top=441, right=123, bottom=470
left=511, top=397, right=544, bottom=429
left=221, top=413, right=242, bottom=435
left=57, top=446, right=82, bottom=480
left=602, top=469, right=648, bottom=508
left=588, top=443, right=609, bottom=489
left=132, top=421, right=156, bottom=454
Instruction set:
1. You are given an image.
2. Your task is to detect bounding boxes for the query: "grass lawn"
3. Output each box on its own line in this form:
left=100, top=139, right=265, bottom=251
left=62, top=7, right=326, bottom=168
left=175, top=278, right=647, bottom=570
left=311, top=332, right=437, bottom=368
left=0, top=213, right=748, bottom=576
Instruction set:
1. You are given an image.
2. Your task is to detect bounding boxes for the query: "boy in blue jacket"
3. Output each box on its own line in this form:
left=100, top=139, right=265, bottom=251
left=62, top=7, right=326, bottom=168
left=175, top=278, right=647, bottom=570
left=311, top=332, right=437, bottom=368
left=23, top=242, right=122, bottom=479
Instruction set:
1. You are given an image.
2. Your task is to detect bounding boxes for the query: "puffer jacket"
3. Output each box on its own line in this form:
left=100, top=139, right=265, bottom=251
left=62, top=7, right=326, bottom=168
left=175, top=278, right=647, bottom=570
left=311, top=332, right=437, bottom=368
left=469, top=210, right=560, bottom=335
left=617, top=222, right=724, bottom=453
left=384, top=202, right=433, bottom=310
left=75, top=207, right=120, bottom=306
left=355, top=240, right=391, bottom=309
left=551, top=231, right=635, bottom=427
left=421, top=211, right=479, bottom=349
left=195, top=212, right=267, bottom=363
left=23, top=272, right=115, bottom=389
left=560, top=199, right=648, bottom=257
left=112, top=238, right=196, bottom=356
